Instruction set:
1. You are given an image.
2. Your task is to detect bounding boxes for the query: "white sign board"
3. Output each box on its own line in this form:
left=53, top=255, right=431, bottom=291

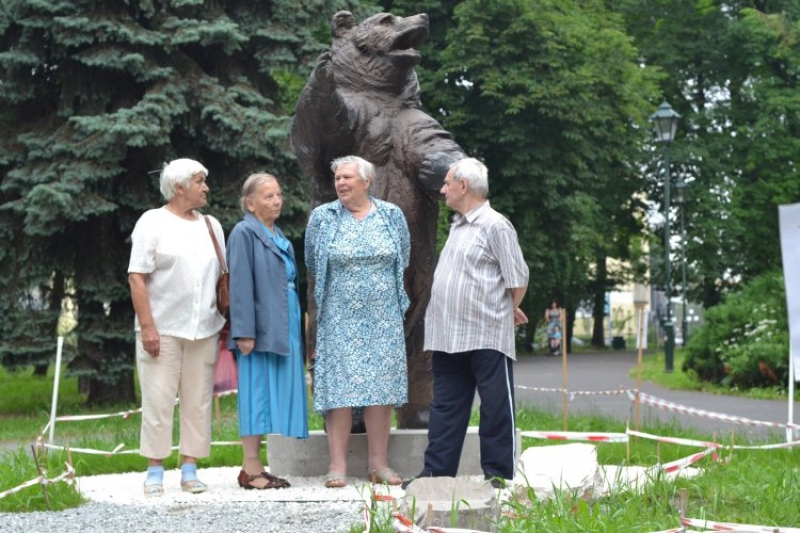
left=778, top=204, right=800, bottom=382
left=636, top=308, right=649, bottom=350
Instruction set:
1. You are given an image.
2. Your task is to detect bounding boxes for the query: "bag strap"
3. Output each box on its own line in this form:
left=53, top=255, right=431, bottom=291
left=204, top=215, right=228, bottom=274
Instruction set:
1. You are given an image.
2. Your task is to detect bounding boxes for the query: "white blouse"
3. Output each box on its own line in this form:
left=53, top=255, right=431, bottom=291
left=128, top=207, right=226, bottom=340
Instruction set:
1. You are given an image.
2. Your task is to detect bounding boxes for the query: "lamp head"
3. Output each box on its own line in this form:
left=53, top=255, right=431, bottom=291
left=650, top=101, right=681, bottom=143
left=675, top=178, right=688, bottom=205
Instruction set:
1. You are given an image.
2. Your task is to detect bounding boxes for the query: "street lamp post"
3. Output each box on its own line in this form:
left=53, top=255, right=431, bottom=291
left=675, top=178, right=689, bottom=347
left=650, top=101, right=681, bottom=373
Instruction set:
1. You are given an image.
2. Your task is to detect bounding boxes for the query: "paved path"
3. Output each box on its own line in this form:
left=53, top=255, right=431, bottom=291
left=512, top=351, right=796, bottom=440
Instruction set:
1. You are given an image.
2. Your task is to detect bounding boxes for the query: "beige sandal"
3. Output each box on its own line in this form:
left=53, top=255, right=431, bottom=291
left=324, top=471, right=347, bottom=488
left=180, top=479, right=208, bottom=493
left=143, top=483, right=163, bottom=498
left=370, top=467, right=402, bottom=486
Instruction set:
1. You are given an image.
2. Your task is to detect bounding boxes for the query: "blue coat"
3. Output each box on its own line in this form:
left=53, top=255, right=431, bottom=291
left=226, top=213, right=293, bottom=356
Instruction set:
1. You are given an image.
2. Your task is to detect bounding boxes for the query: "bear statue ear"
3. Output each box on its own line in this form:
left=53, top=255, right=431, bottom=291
left=332, top=11, right=355, bottom=38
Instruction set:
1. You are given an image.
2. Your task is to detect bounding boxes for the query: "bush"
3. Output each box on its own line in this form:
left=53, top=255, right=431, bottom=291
left=683, top=270, right=789, bottom=390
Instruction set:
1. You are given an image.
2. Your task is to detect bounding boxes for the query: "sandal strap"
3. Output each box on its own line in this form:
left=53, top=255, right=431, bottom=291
left=247, top=472, right=289, bottom=489
left=371, top=467, right=402, bottom=485
left=262, top=471, right=290, bottom=486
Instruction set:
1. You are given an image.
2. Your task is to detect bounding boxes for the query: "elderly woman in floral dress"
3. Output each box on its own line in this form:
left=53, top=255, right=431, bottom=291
left=306, top=155, right=410, bottom=488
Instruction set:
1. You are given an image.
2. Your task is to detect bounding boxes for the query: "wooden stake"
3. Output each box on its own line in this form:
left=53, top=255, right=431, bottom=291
left=561, top=308, right=568, bottom=431
left=31, top=444, right=51, bottom=511
left=730, top=429, right=735, bottom=462
left=635, top=305, right=645, bottom=432
left=427, top=502, right=433, bottom=530
left=626, top=422, right=630, bottom=464
left=66, top=446, right=76, bottom=492
left=679, top=488, right=688, bottom=520
left=214, top=395, right=221, bottom=422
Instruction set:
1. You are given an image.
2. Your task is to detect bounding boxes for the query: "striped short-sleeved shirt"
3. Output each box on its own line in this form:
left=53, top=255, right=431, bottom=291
left=424, top=201, right=529, bottom=360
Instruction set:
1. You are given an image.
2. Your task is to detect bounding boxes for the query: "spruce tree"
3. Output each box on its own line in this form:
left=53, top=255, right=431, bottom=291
left=0, top=0, right=358, bottom=403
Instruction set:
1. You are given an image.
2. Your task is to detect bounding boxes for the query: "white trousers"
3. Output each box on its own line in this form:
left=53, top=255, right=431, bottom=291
left=136, top=333, right=219, bottom=460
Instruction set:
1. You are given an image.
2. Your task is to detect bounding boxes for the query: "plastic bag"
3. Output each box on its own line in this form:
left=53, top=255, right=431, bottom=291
left=214, top=340, right=238, bottom=393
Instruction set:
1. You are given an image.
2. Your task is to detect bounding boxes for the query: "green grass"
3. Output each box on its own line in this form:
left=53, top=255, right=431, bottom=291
left=2, top=364, right=800, bottom=531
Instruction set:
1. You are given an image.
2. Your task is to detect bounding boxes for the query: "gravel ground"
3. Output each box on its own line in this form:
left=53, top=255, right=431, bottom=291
left=0, top=467, right=404, bottom=533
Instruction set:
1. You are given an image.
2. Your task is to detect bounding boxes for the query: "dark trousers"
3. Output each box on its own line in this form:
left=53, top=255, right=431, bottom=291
left=422, top=349, right=516, bottom=479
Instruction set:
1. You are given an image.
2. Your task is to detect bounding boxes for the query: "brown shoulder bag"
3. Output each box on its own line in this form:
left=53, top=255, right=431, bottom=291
left=204, top=215, right=229, bottom=317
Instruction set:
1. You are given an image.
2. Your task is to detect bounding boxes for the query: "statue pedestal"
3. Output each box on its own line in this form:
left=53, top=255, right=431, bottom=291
left=267, top=426, right=521, bottom=479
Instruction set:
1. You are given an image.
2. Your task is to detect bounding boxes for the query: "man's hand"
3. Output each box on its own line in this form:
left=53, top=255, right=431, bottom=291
left=514, top=307, right=528, bottom=326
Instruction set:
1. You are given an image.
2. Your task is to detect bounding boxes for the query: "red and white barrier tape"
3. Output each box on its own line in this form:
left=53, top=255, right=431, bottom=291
left=626, top=428, right=722, bottom=449
left=658, top=446, right=718, bottom=474
left=517, top=383, right=798, bottom=432
left=570, top=389, right=631, bottom=397
left=515, top=385, right=568, bottom=394
left=725, top=440, right=800, bottom=450
left=627, top=427, right=800, bottom=451
left=39, top=439, right=243, bottom=457
left=0, top=462, right=75, bottom=500
left=520, top=430, right=628, bottom=443
left=629, top=391, right=800, bottom=430
left=681, top=517, right=800, bottom=532
left=53, top=407, right=142, bottom=423
left=515, top=385, right=631, bottom=401
left=647, top=529, right=704, bottom=533
left=42, top=389, right=236, bottom=428
left=368, top=493, right=491, bottom=533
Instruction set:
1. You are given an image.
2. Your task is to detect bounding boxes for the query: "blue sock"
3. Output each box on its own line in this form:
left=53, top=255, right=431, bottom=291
left=181, top=463, right=198, bottom=482
left=145, top=466, right=164, bottom=486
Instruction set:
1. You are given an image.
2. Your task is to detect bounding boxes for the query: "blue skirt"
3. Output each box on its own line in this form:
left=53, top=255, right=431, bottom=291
left=236, top=286, right=308, bottom=439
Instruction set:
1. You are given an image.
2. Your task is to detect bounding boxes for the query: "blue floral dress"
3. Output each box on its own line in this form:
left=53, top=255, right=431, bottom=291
left=311, top=203, right=409, bottom=414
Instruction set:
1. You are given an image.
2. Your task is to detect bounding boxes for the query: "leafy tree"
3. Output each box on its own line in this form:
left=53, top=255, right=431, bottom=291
left=622, top=1, right=800, bottom=310
left=0, top=0, right=358, bottom=403
left=390, top=0, right=660, bottom=344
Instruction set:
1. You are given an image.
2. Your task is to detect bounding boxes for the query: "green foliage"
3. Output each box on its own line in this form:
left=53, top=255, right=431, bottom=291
left=406, top=0, right=660, bottom=329
left=683, top=270, right=789, bottom=390
left=0, top=0, right=360, bottom=403
left=621, top=1, right=800, bottom=309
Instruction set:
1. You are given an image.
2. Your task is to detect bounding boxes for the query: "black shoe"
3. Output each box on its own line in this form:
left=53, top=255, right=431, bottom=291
left=401, top=471, right=433, bottom=490
left=484, top=476, right=508, bottom=489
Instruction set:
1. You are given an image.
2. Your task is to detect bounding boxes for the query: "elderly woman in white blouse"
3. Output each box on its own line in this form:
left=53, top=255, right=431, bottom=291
left=128, top=158, right=226, bottom=497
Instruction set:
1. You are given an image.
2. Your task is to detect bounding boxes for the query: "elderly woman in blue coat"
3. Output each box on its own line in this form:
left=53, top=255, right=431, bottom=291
left=227, top=172, right=309, bottom=490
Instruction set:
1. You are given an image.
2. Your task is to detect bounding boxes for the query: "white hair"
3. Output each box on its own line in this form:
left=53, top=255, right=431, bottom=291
left=450, top=157, right=489, bottom=197
left=159, top=158, right=208, bottom=200
left=330, top=155, right=374, bottom=182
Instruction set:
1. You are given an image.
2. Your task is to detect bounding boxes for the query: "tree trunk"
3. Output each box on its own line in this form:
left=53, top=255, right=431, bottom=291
left=87, top=370, right=136, bottom=405
left=591, top=256, right=608, bottom=347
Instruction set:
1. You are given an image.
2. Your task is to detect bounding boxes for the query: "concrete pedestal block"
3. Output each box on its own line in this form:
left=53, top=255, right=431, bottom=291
left=267, top=426, right=521, bottom=479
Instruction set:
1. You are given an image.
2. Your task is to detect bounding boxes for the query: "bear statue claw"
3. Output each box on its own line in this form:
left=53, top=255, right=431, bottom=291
left=420, top=152, right=464, bottom=193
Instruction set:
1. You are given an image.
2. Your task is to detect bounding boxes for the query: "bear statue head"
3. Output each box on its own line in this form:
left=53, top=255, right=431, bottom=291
left=330, top=11, right=429, bottom=95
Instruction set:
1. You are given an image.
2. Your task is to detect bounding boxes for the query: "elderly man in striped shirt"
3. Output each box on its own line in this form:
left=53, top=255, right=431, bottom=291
left=417, top=157, right=529, bottom=488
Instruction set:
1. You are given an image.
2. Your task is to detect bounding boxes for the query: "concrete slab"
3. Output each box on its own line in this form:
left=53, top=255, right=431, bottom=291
left=401, top=477, right=498, bottom=532
left=267, top=427, right=522, bottom=479
left=513, top=442, right=603, bottom=502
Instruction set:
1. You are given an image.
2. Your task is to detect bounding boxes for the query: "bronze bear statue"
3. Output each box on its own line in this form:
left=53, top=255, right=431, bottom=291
left=291, top=11, right=465, bottom=428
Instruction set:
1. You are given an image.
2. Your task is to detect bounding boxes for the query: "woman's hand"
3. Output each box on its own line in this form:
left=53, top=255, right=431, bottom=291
left=141, top=324, right=160, bottom=358
left=237, top=338, right=255, bottom=356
